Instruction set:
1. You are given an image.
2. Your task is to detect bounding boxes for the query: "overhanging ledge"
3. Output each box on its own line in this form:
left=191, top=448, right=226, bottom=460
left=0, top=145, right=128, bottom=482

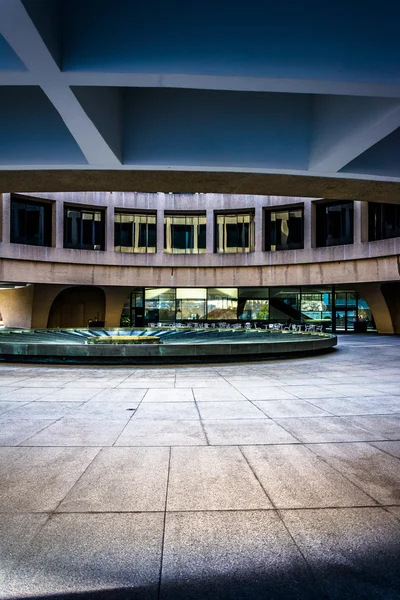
left=1, top=170, right=400, bottom=203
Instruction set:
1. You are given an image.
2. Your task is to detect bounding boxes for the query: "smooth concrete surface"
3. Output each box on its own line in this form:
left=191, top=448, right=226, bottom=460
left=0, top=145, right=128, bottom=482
left=0, top=334, right=399, bottom=599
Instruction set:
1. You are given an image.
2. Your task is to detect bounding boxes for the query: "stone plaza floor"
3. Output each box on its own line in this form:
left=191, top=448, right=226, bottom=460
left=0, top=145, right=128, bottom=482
left=0, top=334, right=399, bottom=599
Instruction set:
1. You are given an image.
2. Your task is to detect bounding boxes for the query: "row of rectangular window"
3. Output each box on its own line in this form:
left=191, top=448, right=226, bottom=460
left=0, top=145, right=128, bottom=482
left=121, top=286, right=374, bottom=333
left=9, top=198, right=400, bottom=252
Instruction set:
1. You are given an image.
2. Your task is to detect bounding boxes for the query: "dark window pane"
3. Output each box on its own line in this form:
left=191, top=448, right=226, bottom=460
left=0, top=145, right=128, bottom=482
left=316, top=202, right=353, bottom=247
left=64, top=207, right=104, bottom=250
left=266, top=208, right=304, bottom=251
left=10, top=197, right=52, bottom=247
left=369, top=202, right=400, bottom=241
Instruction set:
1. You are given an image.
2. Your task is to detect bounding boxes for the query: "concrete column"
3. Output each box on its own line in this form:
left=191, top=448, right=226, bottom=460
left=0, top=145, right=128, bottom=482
left=52, top=200, right=64, bottom=248
left=1, top=193, right=11, bottom=244
left=356, top=283, right=394, bottom=334
left=360, top=201, right=369, bottom=243
left=103, top=287, right=132, bottom=327
left=206, top=208, right=214, bottom=253
left=157, top=209, right=165, bottom=253
left=105, top=206, right=114, bottom=252
left=303, top=201, right=313, bottom=249
left=0, top=284, right=34, bottom=328
left=353, top=201, right=363, bottom=245
left=255, top=206, right=263, bottom=253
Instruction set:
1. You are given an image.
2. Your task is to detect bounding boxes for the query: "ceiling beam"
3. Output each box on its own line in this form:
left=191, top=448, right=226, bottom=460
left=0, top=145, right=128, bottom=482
left=309, top=95, right=400, bottom=173
left=0, top=0, right=121, bottom=166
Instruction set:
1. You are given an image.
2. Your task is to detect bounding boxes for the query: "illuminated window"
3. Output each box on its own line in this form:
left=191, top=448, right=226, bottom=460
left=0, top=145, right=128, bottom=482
left=115, top=213, right=156, bottom=253
left=265, top=208, right=303, bottom=251
left=215, top=213, right=254, bottom=253
left=164, top=214, right=206, bottom=254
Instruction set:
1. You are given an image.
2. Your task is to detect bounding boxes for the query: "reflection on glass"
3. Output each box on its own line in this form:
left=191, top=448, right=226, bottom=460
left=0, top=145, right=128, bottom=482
left=369, top=202, right=400, bottom=241
left=239, top=300, right=269, bottom=320
left=207, top=288, right=238, bottom=320
left=216, top=213, right=254, bottom=253
left=316, top=202, right=354, bottom=247
left=265, top=208, right=304, bottom=251
left=115, top=213, right=156, bottom=253
left=301, top=291, right=332, bottom=324
left=164, top=214, right=206, bottom=254
left=145, top=287, right=176, bottom=323
left=64, top=207, right=105, bottom=250
left=269, top=288, right=301, bottom=323
left=176, top=288, right=207, bottom=320
left=11, top=197, right=52, bottom=247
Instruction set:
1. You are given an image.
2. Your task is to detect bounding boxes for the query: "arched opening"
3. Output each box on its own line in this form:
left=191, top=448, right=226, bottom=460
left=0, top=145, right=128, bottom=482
left=47, top=286, right=106, bottom=328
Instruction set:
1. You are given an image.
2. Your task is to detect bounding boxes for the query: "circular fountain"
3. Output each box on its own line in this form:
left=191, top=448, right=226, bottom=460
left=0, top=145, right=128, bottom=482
left=0, top=327, right=337, bottom=364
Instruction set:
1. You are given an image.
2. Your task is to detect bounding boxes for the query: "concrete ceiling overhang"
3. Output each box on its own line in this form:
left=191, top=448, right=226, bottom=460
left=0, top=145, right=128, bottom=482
left=0, top=0, right=400, bottom=198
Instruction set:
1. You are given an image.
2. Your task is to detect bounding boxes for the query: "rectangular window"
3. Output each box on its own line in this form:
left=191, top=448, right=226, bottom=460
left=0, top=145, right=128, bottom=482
left=207, top=288, right=238, bottom=320
left=114, top=213, right=156, bottom=253
left=238, top=288, right=269, bottom=320
left=176, top=288, right=207, bottom=321
left=145, top=287, right=176, bottom=323
left=10, top=196, right=52, bottom=247
left=368, top=202, right=400, bottom=241
left=316, top=201, right=354, bottom=247
left=64, top=207, right=105, bottom=251
left=164, top=214, right=206, bottom=254
left=265, top=208, right=304, bottom=251
left=215, top=213, right=254, bottom=253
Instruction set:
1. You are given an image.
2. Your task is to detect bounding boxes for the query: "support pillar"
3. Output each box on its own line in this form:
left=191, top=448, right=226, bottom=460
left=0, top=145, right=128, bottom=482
left=1, top=193, right=11, bottom=244
left=0, top=284, right=34, bottom=328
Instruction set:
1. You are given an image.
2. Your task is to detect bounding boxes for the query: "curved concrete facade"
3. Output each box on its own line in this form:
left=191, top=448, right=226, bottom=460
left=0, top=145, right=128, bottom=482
left=0, top=191, right=399, bottom=333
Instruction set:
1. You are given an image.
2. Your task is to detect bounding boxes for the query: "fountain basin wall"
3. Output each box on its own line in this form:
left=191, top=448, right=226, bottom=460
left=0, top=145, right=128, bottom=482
left=0, top=328, right=337, bottom=364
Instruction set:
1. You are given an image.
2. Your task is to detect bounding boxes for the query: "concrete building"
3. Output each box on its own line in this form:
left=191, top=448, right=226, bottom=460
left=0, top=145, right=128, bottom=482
left=0, top=1, right=400, bottom=334
left=0, top=191, right=399, bottom=334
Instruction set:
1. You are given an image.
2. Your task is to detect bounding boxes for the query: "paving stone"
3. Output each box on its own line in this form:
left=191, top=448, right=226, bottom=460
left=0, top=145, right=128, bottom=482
left=2, top=513, right=163, bottom=599
left=115, top=419, right=207, bottom=446
left=234, top=386, right=299, bottom=401
left=192, top=388, right=246, bottom=401
left=281, top=507, right=400, bottom=599
left=0, top=418, right=58, bottom=446
left=89, top=388, right=147, bottom=402
left=167, top=447, right=271, bottom=510
left=323, top=384, right=390, bottom=397
left=197, top=401, right=266, bottom=420
left=242, top=445, right=375, bottom=508
left=58, top=447, right=169, bottom=512
left=275, top=416, right=382, bottom=443
left=133, top=402, right=198, bottom=420
left=2, top=401, right=83, bottom=419
left=308, top=442, right=400, bottom=504
left=306, top=396, right=396, bottom=416
left=0, top=401, right=29, bottom=415
left=0, top=388, right=56, bottom=401
left=119, top=379, right=175, bottom=388
left=142, top=389, right=194, bottom=402
left=204, top=419, right=298, bottom=445
left=0, top=514, right=49, bottom=586
left=69, top=400, right=140, bottom=419
left=254, top=399, right=330, bottom=418
left=23, top=417, right=129, bottom=446
left=343, top=414, right=400, bottom=440
left=161, top=511, right=319, bottom=599
left=279, top=385, right=346, bottom=399
left=0, top=447, right=99, bottom=512
left=370, top=440, right=400, bottom=459
left=32, top=388, right=102, bottom=402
